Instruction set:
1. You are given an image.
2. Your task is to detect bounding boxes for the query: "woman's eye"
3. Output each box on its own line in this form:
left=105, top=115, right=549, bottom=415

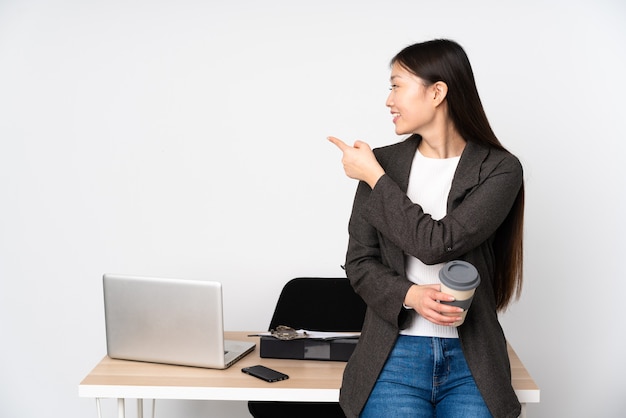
left=389, top=84, right=399, bottom=91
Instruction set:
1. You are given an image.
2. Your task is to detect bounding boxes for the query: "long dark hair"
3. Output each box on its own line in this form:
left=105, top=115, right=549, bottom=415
left=392, top=39, right=524, bottom=311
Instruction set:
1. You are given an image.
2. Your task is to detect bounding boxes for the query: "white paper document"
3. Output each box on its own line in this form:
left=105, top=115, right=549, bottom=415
left=249, top=330, right=360, bottom=340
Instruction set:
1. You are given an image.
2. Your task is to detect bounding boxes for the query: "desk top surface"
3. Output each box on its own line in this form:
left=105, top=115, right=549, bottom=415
left=79, top=331, right=539, bottom=403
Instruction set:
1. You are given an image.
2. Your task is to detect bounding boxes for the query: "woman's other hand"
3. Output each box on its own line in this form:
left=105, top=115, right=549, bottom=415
left=404, top=284, right=463, bottom=326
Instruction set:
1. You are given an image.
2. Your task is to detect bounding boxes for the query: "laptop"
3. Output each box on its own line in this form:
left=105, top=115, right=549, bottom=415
left=103, top=274, right=255, bottom=369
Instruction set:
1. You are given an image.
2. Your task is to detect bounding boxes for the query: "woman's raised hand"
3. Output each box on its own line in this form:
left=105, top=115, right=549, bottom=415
left=327, top=136, right=386, bottom=189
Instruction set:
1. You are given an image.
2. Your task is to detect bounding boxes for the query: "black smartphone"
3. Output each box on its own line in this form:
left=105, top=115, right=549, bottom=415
left=241, top=365, right=289, bottom=382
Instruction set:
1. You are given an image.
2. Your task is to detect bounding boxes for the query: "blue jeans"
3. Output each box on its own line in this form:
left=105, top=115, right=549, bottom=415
left=360, top=335, right=493, bottom=418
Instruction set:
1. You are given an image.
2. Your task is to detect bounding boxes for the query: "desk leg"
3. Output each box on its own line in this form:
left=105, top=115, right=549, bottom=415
left=137, top=399, right=143, bottom=418
left=117, top=398, right=125, bottom=418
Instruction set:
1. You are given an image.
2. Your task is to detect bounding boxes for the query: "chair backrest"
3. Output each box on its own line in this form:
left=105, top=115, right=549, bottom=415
left=268, top=277, right=367, bottom=332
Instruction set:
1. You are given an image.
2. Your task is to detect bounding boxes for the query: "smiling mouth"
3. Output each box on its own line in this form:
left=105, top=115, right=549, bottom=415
left=392, top=113, right=400, bottom=123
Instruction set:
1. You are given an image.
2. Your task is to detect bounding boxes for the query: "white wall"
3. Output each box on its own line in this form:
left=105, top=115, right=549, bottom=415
left=1, top=1, right=624, bottom=417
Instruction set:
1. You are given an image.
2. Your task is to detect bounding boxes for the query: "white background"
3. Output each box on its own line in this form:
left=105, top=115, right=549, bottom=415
left=1, top=1, right=625, bottom=417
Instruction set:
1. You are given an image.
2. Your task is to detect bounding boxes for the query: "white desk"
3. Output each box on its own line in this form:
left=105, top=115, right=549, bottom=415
left=79, top=332, right=540, bottom=417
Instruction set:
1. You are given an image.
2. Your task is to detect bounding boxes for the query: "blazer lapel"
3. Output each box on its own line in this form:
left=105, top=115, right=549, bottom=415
left=386, top=136, right=420, bottom=193
left=448, top=140, right=490, bottom=209
left=377, top=137, right=420, bottom=277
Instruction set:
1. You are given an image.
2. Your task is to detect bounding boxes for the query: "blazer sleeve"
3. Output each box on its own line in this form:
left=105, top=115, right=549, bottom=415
left=361, top=149, right=523, bottom=265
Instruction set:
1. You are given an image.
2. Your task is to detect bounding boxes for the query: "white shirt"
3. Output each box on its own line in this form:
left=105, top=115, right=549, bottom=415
left=401, top=149, right=461, bottom=338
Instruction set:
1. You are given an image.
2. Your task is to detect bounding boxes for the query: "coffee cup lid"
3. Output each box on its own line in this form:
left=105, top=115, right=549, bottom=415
left=439, top=260, right=481, bottom=291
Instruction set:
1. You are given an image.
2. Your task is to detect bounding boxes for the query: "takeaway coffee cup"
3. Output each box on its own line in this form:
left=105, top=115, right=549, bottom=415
left=439, top=260, right=481, bottom=326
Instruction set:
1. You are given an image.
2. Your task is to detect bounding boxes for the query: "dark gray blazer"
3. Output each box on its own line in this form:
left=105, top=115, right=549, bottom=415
left=339, top=136, right=523, bottom=418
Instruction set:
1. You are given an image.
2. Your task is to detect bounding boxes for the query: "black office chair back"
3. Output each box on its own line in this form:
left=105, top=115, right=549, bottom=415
left=249, top=277, right=366, bottom=418
left=268, top=277, right=366, bottom=332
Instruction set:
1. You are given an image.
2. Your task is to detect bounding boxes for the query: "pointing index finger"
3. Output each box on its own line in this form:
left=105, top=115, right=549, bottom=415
left=327, top=136, right=350, bottom=151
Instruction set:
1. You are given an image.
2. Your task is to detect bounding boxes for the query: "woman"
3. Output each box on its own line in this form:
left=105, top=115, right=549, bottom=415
left=328, top=39, right=524, bottom=418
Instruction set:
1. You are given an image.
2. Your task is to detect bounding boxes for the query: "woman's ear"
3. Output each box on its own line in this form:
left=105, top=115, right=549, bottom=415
left=432, top=81, right=448, bottom=107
